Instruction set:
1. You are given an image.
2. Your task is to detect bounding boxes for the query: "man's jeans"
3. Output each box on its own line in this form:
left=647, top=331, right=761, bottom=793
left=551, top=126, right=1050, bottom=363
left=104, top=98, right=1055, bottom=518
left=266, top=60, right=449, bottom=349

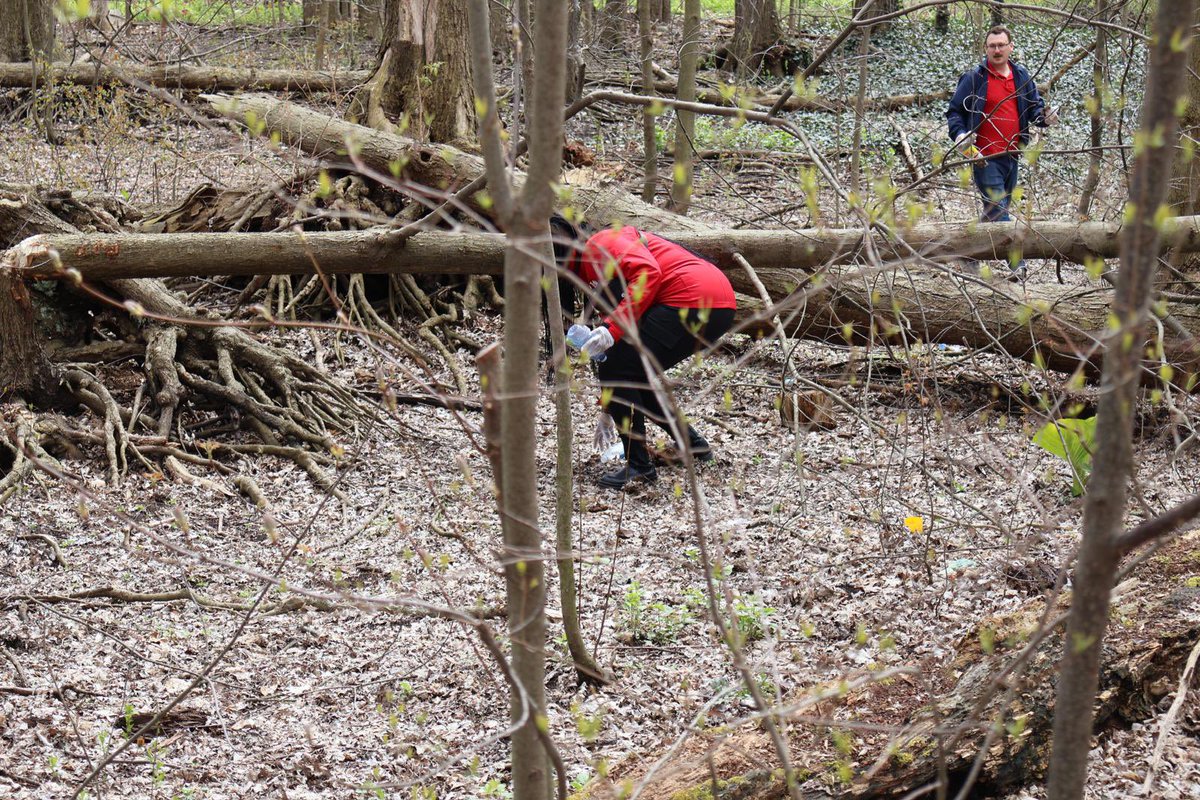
left=973, top=154, right=1019, bottom=222
left=972, top=154, right=1026, bottom=277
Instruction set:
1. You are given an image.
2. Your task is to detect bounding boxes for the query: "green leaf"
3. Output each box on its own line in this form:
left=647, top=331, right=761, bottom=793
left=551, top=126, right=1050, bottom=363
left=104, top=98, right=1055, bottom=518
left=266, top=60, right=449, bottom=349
left=1032, top=416, right=1097, bottom=496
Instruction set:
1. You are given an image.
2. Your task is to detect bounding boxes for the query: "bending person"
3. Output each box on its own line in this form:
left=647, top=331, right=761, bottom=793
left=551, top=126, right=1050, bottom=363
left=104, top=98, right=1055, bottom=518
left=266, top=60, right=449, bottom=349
left=551, top=217, right=736, bottom=489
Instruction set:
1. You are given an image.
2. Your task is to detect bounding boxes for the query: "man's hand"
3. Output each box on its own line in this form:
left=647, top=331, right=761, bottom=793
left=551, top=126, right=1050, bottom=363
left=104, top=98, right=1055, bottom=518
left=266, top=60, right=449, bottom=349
left=953, top=131, right=978, bottom=159
left=582, top=327, right=614, bottom=358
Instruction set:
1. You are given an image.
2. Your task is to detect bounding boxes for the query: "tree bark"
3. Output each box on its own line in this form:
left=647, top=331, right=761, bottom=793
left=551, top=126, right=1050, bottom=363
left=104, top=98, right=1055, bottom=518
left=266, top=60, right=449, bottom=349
left=467, top=0, right=567, bottom=796
left=638, top=0, right=657, bottom=204
left=0, top=189, right=73, bottom=405
left=667, top=0, right=701, bottom=214
left=1046, top=0, right=1196, bottom=797
left=0, top=61, right=370, bottom=92
left=0, top=0, right=55, bottom=62
left=590, top=531, right=1200, bottom=800
left=731, top=0, right=781, bottom=78
left=368, top=0, right=474, bottom=144
left=190, top=93, right=1200, bottom=382
left=1078, top=4, right=1109, bottom=219
left=12, top=219, right=1200, bottom=383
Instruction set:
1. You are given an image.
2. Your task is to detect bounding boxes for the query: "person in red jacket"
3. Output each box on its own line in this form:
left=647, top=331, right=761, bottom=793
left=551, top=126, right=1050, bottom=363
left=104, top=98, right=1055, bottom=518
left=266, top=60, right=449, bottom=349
left=551, top=217, right=737, bottom=488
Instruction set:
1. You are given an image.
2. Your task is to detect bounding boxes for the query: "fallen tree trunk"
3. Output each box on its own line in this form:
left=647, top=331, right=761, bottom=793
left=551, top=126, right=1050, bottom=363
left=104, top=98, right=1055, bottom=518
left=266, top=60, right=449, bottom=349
left=0, top=62, right=367, bottom=92
left=99, top=94, right=1194, bottom=380
left=7, top=222, right=1200, bottom=380
left=590, top=532, right=1200, bottom=800
left=15, top=216, right=1200, bottom=280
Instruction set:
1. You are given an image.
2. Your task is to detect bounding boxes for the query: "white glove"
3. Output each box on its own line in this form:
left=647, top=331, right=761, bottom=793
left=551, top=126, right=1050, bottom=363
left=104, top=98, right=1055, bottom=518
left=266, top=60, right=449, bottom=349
left=1044, top=106, right=1059, bottom=126
left=581, top=326, right=614, bottom=358
left=593, top=412, right=619, bottom=454
left=954, top=131, right=972, bottom=147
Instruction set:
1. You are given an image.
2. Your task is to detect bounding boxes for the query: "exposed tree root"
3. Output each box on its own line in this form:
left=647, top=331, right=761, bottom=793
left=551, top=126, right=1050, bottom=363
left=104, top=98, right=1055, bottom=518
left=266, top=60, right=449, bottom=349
left=0, top=411, right=63, bottom=504
left=17, top=533, right=69, bottom=568
left=1, top=190, right=373, bottom=502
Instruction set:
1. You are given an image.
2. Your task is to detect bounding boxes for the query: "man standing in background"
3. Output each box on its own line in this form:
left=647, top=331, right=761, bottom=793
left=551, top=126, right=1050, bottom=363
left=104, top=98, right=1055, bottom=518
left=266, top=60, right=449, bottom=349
left=947, top=24, right=1057, bottom=280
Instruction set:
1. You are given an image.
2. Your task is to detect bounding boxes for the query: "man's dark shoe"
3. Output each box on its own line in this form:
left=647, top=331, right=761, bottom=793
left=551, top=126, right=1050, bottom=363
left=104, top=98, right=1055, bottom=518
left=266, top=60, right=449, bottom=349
left=598, top=461, right=657, bottom=489
left=686, top=426, right=715, bottom=463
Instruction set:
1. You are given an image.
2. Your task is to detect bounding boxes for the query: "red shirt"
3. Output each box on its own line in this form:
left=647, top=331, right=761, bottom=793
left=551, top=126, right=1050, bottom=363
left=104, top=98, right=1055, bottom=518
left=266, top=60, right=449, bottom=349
left=975, top=65, right=1021, bottom=157
left=574, top=227, right=736, bottom=342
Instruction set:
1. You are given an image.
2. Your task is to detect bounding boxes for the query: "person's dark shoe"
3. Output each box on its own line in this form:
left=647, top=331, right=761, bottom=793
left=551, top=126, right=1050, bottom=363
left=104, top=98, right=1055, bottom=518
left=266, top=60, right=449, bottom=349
left=598, top=461, right=657, bottom=489
left=599, top=436, right=658, bottom=489
left=1007, top=261, right=1028, bottom=283
left=686, top=426, right=715, bottom=463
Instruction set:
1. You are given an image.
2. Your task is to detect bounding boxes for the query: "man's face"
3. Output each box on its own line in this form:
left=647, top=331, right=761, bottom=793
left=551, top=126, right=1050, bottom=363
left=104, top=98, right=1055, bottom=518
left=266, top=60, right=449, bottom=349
left=985, top=34, right=1012, bottom=69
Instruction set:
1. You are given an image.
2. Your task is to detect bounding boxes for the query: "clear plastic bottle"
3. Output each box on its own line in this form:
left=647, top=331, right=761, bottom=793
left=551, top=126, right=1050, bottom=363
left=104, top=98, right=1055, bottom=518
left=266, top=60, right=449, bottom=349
left=566, top=324, right=606, bottom=361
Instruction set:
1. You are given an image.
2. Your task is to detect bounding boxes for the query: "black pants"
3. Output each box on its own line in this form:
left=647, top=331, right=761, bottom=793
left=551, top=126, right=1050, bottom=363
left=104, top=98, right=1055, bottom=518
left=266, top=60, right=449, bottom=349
left=597, top=305, right=735, bottom=447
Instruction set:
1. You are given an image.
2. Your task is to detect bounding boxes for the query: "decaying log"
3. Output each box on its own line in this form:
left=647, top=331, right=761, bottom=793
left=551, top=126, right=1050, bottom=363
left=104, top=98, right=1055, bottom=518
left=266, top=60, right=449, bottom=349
left=0, top=62, right=367, bottom=93
left=16, top=216, right=1200, bottom=281
left=590, top=532, right=1200, bottom=800
left=7, top=220, right=1200, bottom=381
left=201, top=92, right=487, bottom=205
left=14, top=94, right=1192, bottom=382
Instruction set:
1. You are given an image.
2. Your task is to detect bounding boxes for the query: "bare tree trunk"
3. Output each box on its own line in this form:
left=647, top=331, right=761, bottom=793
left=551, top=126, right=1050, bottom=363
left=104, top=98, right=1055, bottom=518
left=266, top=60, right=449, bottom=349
left=1168, top=6, right=1200, bottom=216
left=850, top=26, right=871, bottom=195
left=489, top=0, right=509, bottom=56
left=368, top=0, right=474, bottom=144
left=638, top=0, right=657, bottom=203
left=0, top=0, right=55, bottom=62
left=467, top=0, right=568, bottom=797
left=0, top=271, right=48, bottom=398
left=600, top=0, right=627, bottom=47
left=423, top=0, right=473, bottom=144
left=565, top=0, right=585, bottom=103
left=934, top=5, right=949, bottom=32
left=1046, top=1, right=1196, bottom=798
left=19, top=216, right=1200, bottom=382
left=1078, top=3, right=1109, bottom=219
left=668, top=0, right=701, bottom=214
left=315, top=0, right=330, bottom=69
left=732, top=0, right=781, bottom=78
left=992, top=0, right=1005, bottom=25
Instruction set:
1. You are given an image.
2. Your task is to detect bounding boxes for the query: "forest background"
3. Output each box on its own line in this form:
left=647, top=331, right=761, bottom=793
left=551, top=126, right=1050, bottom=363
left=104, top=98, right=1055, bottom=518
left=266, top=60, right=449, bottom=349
left=0, top=1, right=1199, bottom=800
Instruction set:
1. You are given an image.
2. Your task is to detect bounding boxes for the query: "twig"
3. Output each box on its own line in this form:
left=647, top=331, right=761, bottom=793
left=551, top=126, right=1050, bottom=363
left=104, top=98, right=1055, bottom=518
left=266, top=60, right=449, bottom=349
left=0, top=647, right=30, bottom=688
left=1142, top=637, right=1200, bottom=794
left=17, top=533, right=69, bottom=568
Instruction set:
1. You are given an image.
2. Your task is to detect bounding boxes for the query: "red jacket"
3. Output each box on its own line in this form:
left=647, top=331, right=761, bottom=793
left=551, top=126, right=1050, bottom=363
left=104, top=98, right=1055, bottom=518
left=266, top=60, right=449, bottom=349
left=975, top=65, right=1021, bottom=157
left=574, top=227, right=736, bottom=343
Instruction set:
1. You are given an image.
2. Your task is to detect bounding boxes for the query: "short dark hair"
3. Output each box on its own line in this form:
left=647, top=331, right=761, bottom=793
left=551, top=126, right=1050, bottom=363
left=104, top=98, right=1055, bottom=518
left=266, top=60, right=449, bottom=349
left=549, top=213, right=592, bottom=270
left=985, top=25, right=1012, bottom=45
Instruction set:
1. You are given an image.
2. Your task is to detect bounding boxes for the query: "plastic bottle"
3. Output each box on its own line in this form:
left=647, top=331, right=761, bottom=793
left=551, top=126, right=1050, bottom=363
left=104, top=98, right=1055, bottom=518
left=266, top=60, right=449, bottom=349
left=566, top=324, right=606, bottom=361
left=600, top=441, right=625, bottom=463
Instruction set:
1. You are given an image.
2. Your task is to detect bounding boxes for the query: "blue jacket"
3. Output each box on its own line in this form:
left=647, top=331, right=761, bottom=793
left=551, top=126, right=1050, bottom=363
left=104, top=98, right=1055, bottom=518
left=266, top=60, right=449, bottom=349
left=946, top=60, right=1047, bottom=147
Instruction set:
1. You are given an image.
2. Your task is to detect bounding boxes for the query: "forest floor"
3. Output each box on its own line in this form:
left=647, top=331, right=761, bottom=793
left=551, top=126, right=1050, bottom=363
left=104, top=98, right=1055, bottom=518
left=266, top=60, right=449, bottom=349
left=2, top=9, right=1199, bottom=800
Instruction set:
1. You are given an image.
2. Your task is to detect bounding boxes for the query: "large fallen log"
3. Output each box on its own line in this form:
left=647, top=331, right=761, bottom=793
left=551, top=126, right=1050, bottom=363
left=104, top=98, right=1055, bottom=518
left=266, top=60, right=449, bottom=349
left=13, top=216, right=1200, bottom=281
left=588, top=532, right=1200, bottom=800
left=42, top=93, right=1194, bottom=381
left=0, top=62, right=367, bottom=93
left=6, top=222, right=1200, bottom=380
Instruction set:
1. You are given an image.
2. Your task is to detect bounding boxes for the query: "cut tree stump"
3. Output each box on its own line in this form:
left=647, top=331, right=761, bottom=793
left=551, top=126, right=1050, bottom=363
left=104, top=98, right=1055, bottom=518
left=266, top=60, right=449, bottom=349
left=589, top=532, right=1200, bottom=800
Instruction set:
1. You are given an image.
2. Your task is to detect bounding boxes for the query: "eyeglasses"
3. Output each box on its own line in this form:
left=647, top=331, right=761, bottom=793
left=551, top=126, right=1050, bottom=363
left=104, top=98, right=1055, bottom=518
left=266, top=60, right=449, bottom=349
left=986, top=42, right=1011, bottom=49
